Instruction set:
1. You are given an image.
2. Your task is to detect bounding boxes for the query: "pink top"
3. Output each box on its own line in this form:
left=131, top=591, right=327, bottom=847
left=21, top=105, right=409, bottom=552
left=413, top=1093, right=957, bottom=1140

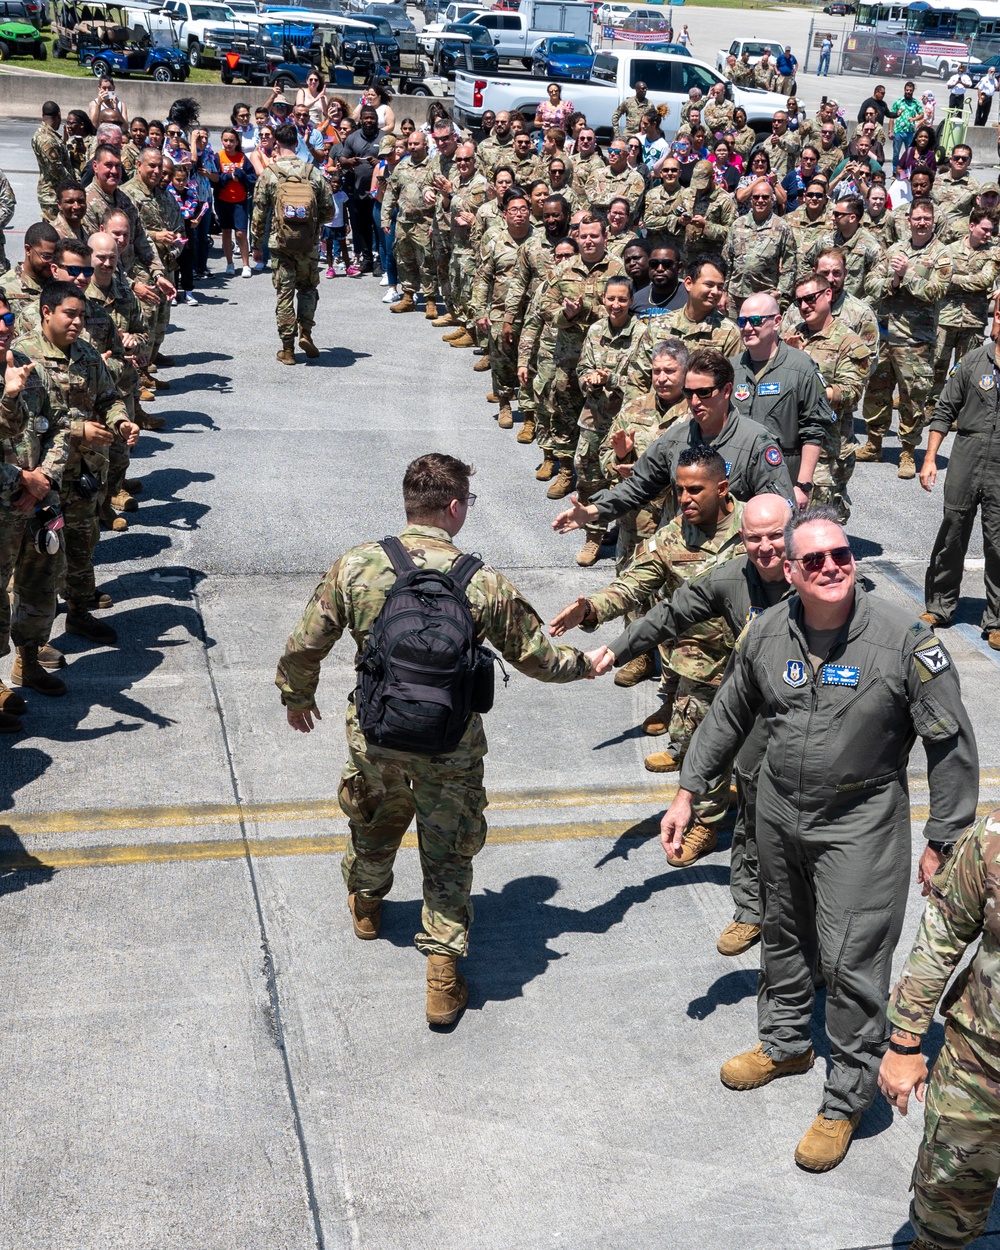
left=535, top=99, right=575, bottom=128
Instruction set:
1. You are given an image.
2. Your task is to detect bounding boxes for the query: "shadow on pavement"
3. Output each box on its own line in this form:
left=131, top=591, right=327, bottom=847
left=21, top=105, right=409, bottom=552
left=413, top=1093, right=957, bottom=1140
left=301, top=347, right=372, bottom=369
left=687, top=968, right=758, bottom=1020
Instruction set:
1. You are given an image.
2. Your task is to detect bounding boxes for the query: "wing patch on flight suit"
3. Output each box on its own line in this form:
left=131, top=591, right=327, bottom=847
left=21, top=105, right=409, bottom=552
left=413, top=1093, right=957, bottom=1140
left=913, top=642, right=951, bottom=681
left=821, top=664, right=859, bottom=686
left=734, top=384, right=751, bottom=401
left=758, top=382, right=781, bottom=395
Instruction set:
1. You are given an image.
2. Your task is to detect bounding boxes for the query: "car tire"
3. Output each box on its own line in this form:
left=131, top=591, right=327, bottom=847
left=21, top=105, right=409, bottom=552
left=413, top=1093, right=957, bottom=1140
left=33, top=41, right=46, bottom=58
left=842, top=54, right=852, bottom=71
left=221, top=65, right=233, bottom=83
left=52, top=40, right=64, bottom=57
left=188, top=38, right=201, bottom=66
left=521, top=57, right=531, bottom=68
left=0, top=41, right=9, bottom=60
left=153, top=64, right=173, bottom=81
left=92, top=57, right=111, bottom=76
left=410, top=84, right=430, bottom=95
left=939, top=62, right=950, bottom=79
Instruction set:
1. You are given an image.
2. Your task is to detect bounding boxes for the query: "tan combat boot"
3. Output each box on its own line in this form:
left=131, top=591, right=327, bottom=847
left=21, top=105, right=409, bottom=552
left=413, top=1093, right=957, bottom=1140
left=426, top=953, right=469, bottom=1026
left=136, top=406, right=165, bottom=431
left=614, top=651, right=655, bottom=687
left=424, top=298, right=439, bottom=319
left=276, top=340, right=296, bottom=365
left=855, top=435, right=883, bottom=462
left=716, top=921, right=762, bottom=956
left=0, top=680, right=26, bottom=717
left=497, top=400, right=514, bottom=429
left=98, top=501, right=127, bottom=532
left=665, top=821, right=717, bottom=866
left=576, top=537, right=601, bottom=567
left=546, top=459, right=574, bottom=499
left=111, top=490, right=138, bottom=513
left=641, top=696, right=675, bottom=736
left=897, top=447, right=916, bottom=479
left=721, top=1042, right=815, bottom=1091
left=12, top=645, right=67, bottom=696
left=485, top=392, right=499, bottom=403
left=432, top=311, right=458, bottom=327
left=442, top=326, right=466, bottom=342
left=140, top=383, right=156, bottom=402
left=390, top=292, right=415, bottom=313
left=535, top=450, right=556, bottom=481
left=794, top=1112, right=862, bottom=1172
left=449, top=331, right=475, bottom=348
left=348, top=893, right=381, bottom=940
left=644, top=747, right=680, bottom=772
left=988, top=630, right=1000, bottom=650
left=517, top=414, right=536, bottom=444
left=473, top=355, right=492, bottom=372
left=919, top=611, right=944, bottom=627
left=37, top=644, right=65, bottom=670
left=298, top=328, right=320, bottom=359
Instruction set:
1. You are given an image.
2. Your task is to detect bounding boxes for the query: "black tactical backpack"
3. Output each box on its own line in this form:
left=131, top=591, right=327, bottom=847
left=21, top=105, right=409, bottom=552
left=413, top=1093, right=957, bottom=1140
left=356, top=537, right=501, bottom=755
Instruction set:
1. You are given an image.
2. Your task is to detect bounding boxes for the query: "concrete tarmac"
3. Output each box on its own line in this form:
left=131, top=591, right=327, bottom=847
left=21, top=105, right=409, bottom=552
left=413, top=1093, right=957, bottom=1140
left=1, top=118, right=999, bottom=1249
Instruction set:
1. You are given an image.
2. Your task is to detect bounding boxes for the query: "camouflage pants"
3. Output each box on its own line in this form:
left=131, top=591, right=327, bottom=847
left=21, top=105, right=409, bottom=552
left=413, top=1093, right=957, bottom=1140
left=271, top=251, right=319, bottom=342
left=910, top=1022, right=1000, bottom=1250
left=547, top=355, right=585, bottom=460
left=0, top=504, right=63, bottom=656
left=58, top=482, right=99, bottom=613
left=338, top=703, right=488, bottom=958
left=394, top=220, right=435, bottom=297
left=533, top=352, right=558, bottom=452
left=829, top=411, right=857, bottom=524
left=930, top=325, right=984, bottom=423
left=487, top=321, right=519, bottom=401
left=670, top=676, right=730, bottom=826
left=863, top=341, right=934, bottom=448
left=575, top=423, right=614, bottom=539
left=431, top=229, right=451, bottom=309
left=107, top=435, right=130, bottom=503
left=449, top=247, right=476, bottom=325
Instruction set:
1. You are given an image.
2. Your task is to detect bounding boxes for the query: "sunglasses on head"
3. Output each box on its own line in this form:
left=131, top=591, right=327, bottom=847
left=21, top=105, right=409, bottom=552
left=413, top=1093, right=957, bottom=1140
left=737, top=314, right=777, bottom=328
left=791, top=545, right=852, bottom=575
left=682, top=384, right=720, bottom=400
left=63, top=265, right=94, bottom=278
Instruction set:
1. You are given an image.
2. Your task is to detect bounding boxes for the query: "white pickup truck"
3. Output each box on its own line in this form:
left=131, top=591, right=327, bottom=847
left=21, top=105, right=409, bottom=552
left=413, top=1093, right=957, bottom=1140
left=453, top=49, right=789, bottom=139
left=465, top=0, right=593, bottom=66
left=154, top=0, right=247, bottom=66
left=715, top=38, right=783, bottom=75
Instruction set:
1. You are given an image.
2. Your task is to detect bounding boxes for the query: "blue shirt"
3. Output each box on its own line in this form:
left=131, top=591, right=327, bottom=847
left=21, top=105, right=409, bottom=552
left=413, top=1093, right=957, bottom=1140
left=777, top=52, right=797, bottom=76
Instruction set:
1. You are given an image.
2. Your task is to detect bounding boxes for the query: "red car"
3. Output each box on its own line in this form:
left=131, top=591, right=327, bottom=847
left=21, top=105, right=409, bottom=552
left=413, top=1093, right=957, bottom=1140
left=492, top=0, right=519, bottom=9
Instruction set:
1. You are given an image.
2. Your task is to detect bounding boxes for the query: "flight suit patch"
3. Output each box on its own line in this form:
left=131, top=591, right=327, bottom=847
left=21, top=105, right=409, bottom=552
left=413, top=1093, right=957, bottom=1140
left=783, top=659, right=808, bottom=687
left=765, top=445, right=783, bottom=466
left=746, top=605, right=763, bottom=624
left=913, top=642, right=951, bottom=681
left=980, top=374, right=995, bottom=391
left=734, top=383, right=751, bottom=401
left=821, top=664, right=860, bottom=687
left=758, top=382, right=781, bottom=395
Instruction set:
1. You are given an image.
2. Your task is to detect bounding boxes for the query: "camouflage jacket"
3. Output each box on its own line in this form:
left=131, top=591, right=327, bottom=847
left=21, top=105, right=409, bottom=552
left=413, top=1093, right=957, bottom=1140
left=4, top=264, right=44, bottom=332
left=518, top=274, right=560, bottom=368
left=121, top=140, right=143, bottom=180
left=472, top=226, right=532, bottom=324
left=814, top=146, right=846, bottom=179
left=728, top=60, right=754, bottom=87
left=511, top=153, right=545, bottom=186
left=782, top=319, right=872, bottom=424
left=611, top=96, right=649, bottom=137
left=427, top=150, right=457, bottom=235
left=671, top=186, right=736, bottom=256
left=17, top=288, right=129, bottom=389
left=660, top=305, right=742, bottom=356
left=52, top=212, right=85, bottom=241
left=722, top=212, right=797, bottom=307
left=731, top=125, right=757, bottom=161
left=940, top=236, right=998, bottom=329
left=588, top=501, right=745, bottom=683
left=382, top=153, right=435, bottom=225
left=703, top=100, right=735, bottom=138
left=542, top=251, right=627, bottom=364
left=14, top=325, right=129, bottom=483
left=471, top=199, right=503, bottom=257
left=275, top=523, right=591, bottom=712
left=786, top=207, right=834, bottom=279
left=752, top=62, right=778, bottom=91
left=599, top=391, right=687, bottom=538
left=865, top=210, right=896, bottom=250
left=585, top=166, right=646, bottom=221
left=831, top=291, right=880, bottom=375
left=476, top=134, right=516, bottom=180
left=251, top=157, right=334, bottom=252
left=87, top=276, right=146, bottom=395
left=641, top=183, right=685, bottom=247
left=809, top=224, right=886, bottom=300
left=448, top=171, right=490, bottom=252
left=121, top=174, right=186, bottom=266
left=932, top=173, right=980, bottom=225
left=606, top=230, right=639, bottom=260
left=887, top=810, right=1000, bottom=1043
left=571, top=150, right=606, bottom=194
left=0, top=167, right=13, bottom=274
left=31, top=123, right=73, bottom=216
left=754, top=132, right=800, bottom=180
left=871, top=235, right=952, bottom=346
left=578, top=315, right=652, bottom=430
left=0, top=348, right=70, bottom=491
left=505, top=231, right=559, bottom=324
left=83, top=182, right=163, bottom=281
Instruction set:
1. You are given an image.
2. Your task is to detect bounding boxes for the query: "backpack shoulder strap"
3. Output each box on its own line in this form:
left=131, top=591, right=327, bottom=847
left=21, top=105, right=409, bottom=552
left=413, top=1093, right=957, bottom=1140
left=379, top=536, right=414, bottom=577
left=450, top=552, right=484, bottom=592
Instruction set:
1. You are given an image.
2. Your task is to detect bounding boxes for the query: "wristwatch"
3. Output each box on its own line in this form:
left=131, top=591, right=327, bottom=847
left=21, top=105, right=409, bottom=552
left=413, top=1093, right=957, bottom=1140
left=887, top=1039, right=922, bottom=1055
left=794, top=480, right=813, bottom=495
left=927, top=839, right=956, bottom=859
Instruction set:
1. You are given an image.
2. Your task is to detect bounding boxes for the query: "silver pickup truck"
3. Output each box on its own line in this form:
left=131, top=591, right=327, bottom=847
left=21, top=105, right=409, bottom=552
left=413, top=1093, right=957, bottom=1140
left=453, top=49, right=790, bottom=138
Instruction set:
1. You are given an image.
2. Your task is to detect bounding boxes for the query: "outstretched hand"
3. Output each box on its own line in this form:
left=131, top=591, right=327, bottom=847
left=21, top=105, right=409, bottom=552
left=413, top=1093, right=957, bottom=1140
left=552, top=494, right=599, bottom=534
left=287, top=705, right=321, bottom=733
left=585, top=646, right=616, bottom=676
left=550, top=595, right=589, bottom=636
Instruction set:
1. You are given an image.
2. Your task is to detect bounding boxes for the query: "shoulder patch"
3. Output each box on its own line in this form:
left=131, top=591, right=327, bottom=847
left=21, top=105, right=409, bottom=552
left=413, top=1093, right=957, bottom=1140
left=734, top=383, right=751, bottom=401
left=765, top=445, right=783, bottom=466
left=913, top=641, right=951, bottom=682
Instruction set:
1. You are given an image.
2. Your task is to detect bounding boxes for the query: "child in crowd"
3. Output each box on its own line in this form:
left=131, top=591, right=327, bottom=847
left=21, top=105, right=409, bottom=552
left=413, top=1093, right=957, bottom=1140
left=322, top=161, right=354, bottom=277
left=168, top=163, right=209, bottom=305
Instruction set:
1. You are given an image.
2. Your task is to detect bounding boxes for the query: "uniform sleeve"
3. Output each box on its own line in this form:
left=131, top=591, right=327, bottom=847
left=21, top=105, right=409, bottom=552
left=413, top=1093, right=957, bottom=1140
left=250, top=169, right=273, bottom=242
left=796, top=359, right=837, bottom=448
left=471, top=242, right=496, bottom=320
left=679, top=628, right=767, bottom=794
left=608, top=572, right=722, bottom=665
left=275, top=560, right=349, bottom=710
left=598, top=412, right=627, bottom=480
left=504, top=246, right=533, bottom=325
left=748, top=433, right=795, bottom=497
left=704, top=194, right=736, bottom=245
left=928, top=354, right=970, bottom=435
left=886, top=816, right=989, bottom=1035
left=0, top=170, right=15, bottom=232
left=905, top=633, right=980, bottom=842
left=577, top=324, right=602, bottom=395
left=904, top=248, right=951, bottom=304
left=777, top=228, right=797, bottom=309
left=481, top=570, right=590, bottom=682
left=313, top=167, right=335, bottom=225
left=951, top=254, right=997, bottom=295
left=830, top=338, right=872, bottom=409
left=39, top=387, right=71, bottom=487
left=381, top=168, right=399, bottom=220
left=623, top=326, right=652, bottom=400
left=588, top=536, right=675, bottom=624
left=93, top=354, right=129, bottom=432
left=590, top=430, right=674, bottom=521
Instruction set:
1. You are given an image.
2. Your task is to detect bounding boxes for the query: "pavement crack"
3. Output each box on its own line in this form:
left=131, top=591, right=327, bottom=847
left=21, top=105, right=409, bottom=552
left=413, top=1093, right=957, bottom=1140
left=188, top=570, right=328, bottom=1250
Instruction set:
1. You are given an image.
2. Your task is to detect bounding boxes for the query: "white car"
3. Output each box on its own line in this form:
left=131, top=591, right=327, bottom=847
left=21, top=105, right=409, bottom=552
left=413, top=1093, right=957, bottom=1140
left=417, top=0, right=486, bottom=49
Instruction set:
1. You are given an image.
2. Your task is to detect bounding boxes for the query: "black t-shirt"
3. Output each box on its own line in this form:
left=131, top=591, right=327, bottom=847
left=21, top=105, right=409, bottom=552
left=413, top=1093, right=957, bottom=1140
left=341, top=127, right=382, bottom=197
left=632, top=281, right=686, bottom=327
left=858, top=95, right=889, bottom=124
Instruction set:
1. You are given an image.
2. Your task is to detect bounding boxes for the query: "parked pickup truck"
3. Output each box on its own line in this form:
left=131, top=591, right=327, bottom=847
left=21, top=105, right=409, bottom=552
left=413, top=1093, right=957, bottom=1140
left=454, top=49, right=789, bottom=139
left=715, top=38, right=783, bottom=75
left=157, top=0, right=250, bottom=65
left=463, top=0, right=592, bottom=66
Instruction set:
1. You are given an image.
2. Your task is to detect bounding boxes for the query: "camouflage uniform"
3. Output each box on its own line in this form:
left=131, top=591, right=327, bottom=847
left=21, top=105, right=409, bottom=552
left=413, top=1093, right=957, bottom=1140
left=511, top=153, right=545, bottom=187
left=82, top=182, right=164, bottom=283
left=585, top=166, right=646, bottom=224
left=14, top=325, right=129, bottom=614
left=728, top=58, right=754, bottom=87
left=274, top=524, right=591, bottom=958
left=472, top=226, right=532, bottom=405
left=31, top=122, right=73, bottom=222
left=576, top=315, right=651, bottom=515
left=809, top=224, right=886, bottom=299
left=251, top=156, right=334, bottom=344
left=752, top=60, right=778, bottom=91
left=586, top=501, right=746, bottom=826
left=886, top=812, right=1000, bottom=1250
left=504, top=231, right=560, bottom=427
left=931, top=236, right=997, bottom=420
left=121, top=174, right=185, bottom=361
left=932, top=173, right=980, bottom=236
left=671, top=185, right=737, bottom=260
left=606, top=230, right=638, bottom=261
left=865, top=235, right=952, bottom=450
left=427, top=149, right=457, bottom=312
left=518, top=274, right=561, bottom=456
left=640, top=182, right=685, bottom=253
left=570, top=151, right=606, bottom=197
left=783, top=318, right=872, bottom=521
left=731, top=125, right=757, bottom=163
left=470, top=198, right=503, bottom=259
left=381, top=151, right=436, bottom=300
left=0, top=168, right=14, bottom=276
left=121, top=140, right=143, bottom=180
left=88, top=274, right=148, bottom=500
left=541, top=250, right=626, bottom=487
left=448, top=169, right=489, bottom=329
left=611, top=95, right=650, bottom=137
left=786, top=206, right=834, bottom=280
left=3, top=265, right=43, bottom=333
left=0, top=350, right=68, bottom=656
left=660, top=305, right=742, bottom=356
left=703, top=99, right=735, bottom=139
left=757, top=132, right=801, bottom=180
left=722, top=212, right=797, bottom=309
left=476, top=134, right=515, bottom=180
left=832, top=290, right=880, bottom=373
left=865, top=209, right=895, bottom=249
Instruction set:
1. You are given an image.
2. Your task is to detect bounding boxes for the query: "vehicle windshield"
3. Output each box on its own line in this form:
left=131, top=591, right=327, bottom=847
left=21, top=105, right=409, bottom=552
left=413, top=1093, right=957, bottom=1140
left=189, top=4, right=235, bottom=18
left=444, top=20, right=490, bottom=43
left=877, top=36, right=908, bottom=49
left=743, top=41, right=782, bottom=57
left=355, top=13, right=391, bottom=34
left=548, top=38, right=591, bottom=54
left=368, top=3, right=405, bottom=14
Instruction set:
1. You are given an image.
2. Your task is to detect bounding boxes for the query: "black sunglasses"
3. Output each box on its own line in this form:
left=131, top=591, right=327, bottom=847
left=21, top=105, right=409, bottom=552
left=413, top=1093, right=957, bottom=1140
left=650, top=258, right=677, bottom=268
left=791, top=546, right=852, bottom=575
left=737, top=314, right=777, bottom=328
left=63, top=265, right=94, bottom=278
left=682, top=384, right=721, bottom=400
left=797, top=290, right=822, bottom=306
